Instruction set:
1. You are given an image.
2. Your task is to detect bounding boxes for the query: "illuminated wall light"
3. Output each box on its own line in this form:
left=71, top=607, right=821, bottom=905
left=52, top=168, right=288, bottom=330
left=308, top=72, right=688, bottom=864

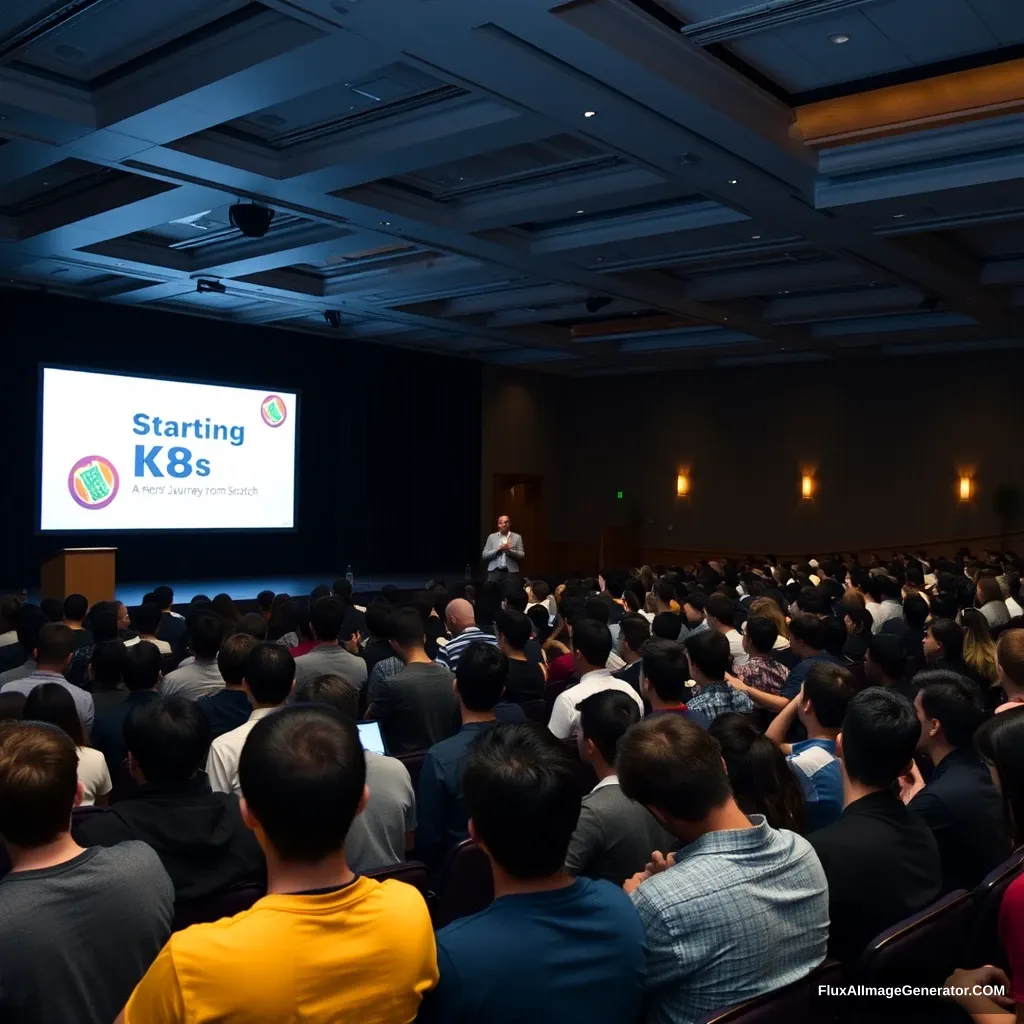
left=676, top=472, right=690, bottom=498
left=801, top=474, right=815, bottom=500
left=959, top=475, right=973, bottom=502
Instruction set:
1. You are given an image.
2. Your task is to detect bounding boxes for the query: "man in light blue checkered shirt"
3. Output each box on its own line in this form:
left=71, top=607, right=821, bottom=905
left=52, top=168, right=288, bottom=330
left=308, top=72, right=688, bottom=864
left=619, top=714, right=829, bottom=1024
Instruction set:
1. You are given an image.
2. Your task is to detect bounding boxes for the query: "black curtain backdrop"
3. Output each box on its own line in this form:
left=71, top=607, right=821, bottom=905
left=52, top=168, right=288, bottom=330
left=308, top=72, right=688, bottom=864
left=2, top=290, right=481, bottom=588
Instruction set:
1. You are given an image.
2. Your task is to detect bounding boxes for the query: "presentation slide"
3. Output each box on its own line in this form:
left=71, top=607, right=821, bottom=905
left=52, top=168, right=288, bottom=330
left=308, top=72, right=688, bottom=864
left=39, top=367, right=297, bottom=531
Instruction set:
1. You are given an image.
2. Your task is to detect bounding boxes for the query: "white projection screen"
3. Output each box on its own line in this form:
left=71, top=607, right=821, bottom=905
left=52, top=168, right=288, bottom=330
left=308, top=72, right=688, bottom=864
left=39, top=367, right=298, bottom=532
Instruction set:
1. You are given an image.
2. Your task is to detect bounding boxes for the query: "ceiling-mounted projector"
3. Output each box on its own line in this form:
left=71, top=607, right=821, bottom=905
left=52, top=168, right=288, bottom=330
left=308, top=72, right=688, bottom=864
left=229, top=203, right=275, bottom=238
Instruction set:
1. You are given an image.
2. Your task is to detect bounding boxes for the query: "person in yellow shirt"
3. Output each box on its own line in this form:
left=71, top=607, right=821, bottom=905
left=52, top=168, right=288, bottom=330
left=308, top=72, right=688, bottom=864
left=117, top=703, right=437, bottom=1023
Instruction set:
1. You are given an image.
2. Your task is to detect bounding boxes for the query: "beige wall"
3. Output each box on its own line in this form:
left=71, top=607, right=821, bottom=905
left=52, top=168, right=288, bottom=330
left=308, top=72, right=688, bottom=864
left=482, top=351, right=1024, bottom=565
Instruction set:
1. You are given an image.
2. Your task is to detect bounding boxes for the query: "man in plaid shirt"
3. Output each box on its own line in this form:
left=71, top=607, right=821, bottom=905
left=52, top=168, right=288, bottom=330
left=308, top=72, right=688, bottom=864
left=684, top=631, right=754, bottom=728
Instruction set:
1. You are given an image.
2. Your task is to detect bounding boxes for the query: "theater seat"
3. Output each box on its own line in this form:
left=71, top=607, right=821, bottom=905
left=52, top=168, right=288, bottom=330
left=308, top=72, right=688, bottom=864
left=518, top=699, right=547, bottom=724
left=964, top=847, right=1024, bottom=969
left=433, top=839, right=493, bottom=929
left=172, top=883, right=264, bottom=931
left=397, top=751, right=427, bottom=789
left=696, top=960, right=843, bottom=1024
left=367, top=860, right=431, bottom=901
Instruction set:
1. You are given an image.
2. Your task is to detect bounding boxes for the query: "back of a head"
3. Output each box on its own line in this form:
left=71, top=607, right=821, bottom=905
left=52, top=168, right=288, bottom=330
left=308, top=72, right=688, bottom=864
left=309, top=597, right=344, bottom=642
left=23, top=682, right=85, bottom=746
left=0, top=692, right=26, bottom=722
left=683, top=590, right=707, bottom=617
left=40, top=597, right=64, bottom=623
left=840, top=687, right=920, bottom=788
left=91, top=640, right=126, bottom=687
left=641, top=638, right=689, bottom=702
left=504, top=588, right=528, bottom=613
left=446, top=597, right=476, bottom=632
left=916, top=670, right=985, bottom=749
left=293, top=674, right=360, bottom=719
left=152, top=585, right=174, bottom=610
left=975, top=707, right=1024, bottom=846
left=618, top=714, right=731, bottom=821
left=0, top=721, right=78, bottom=847
left=795, top=587, right=828, bottom=617
left=744, top=615, right=778, bottom=655
left=134, top=601, right=163, bottom=636
left=572, top=617, right=613, bottom=667
left=962, top=607, right=994, bottom=644
left=803, top=661, right=853, bottom=728
left=902, top=594, right=929, bottom=630
left=930, top=617, right=964, bottom=662
left=705, top=592, right=736, bottom=626
left=527, top=605, right=552, bottom=643
left=496, top=609, right=531, bottom=652
left=868, top=633, right=908, bottom=681
left=789, top=612, right=824, bottom=652
left=239, top=705, right=366, bottom=861
left=310, top=585, right=332, bottom=603
left=998, top=629, right=1024, bottom=688
left=257, top=590, right=275, bottom=614
left=332, top=578, right=353, bottom=602
left=390, top=608, right=425, bottom=649
left=583, top=596, right=610, bottom=625
left=651, top=611, right=683, bottom=641
left=620, top=613, right=651, bottom=654
left=685, top=629, right=731, bottom=680
left=63, top=593, right=88, bottom=622
left=365, top=602, right=394, bottom=640
left=879, top=576, right=903, bottom=602
left=126, top=696, right=210, bottom=786
left=234, top=612, right=268, bottom=641
left=978, top=577, right=1005, bottom=606
left=218, top=633, right=260, bottom=686
left=212, top=593, right=241, bottom=624
left=578, top=689, right=640, bottom=766
left=35, top=622, right=76, bottom=667
left=244, top=643, right=296, bottom=705
left=530, top=579, right=551, bottom=602
left=87, top=607, right=118, bottom=645
left=456, top=643, right=509, bottom=712
left=190, top=614, right=225, bottom=660
left=655, top=581, right=678, bottom=607
left=463, top=723, right=581, bottom=879
left=122, top=641, right=162, bottom=691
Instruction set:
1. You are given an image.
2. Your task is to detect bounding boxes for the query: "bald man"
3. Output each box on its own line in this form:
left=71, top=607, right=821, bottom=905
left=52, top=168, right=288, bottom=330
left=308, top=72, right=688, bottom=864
left=482, top=515, right=525, bottom=592
left=435, top=598, right=499, bottom=674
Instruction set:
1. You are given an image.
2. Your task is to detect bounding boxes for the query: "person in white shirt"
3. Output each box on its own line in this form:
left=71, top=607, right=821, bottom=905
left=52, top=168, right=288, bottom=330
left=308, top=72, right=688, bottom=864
left=207, top=642, right=294, bottom=795
left=124, top=603, right=172, bottom=656
left=548, top=619, right=643, bottom=740
left=1006, top=573, right=1024, bottom=621
left=705, top=593, right=748, bottom=669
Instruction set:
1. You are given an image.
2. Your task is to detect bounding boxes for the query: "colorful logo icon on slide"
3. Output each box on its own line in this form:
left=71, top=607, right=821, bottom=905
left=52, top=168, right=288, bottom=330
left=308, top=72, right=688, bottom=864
left=261, top=395, right=287, bottom=427
left=68, top=456, right=119, bottom=510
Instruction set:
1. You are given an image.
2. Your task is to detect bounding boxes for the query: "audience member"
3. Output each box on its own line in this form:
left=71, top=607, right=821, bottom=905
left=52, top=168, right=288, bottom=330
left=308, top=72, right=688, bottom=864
left=293, top=674, right=415, bottom=874
left=709, top=713, right=806, bottom=832
left=362, top=603, right=397, bottom=677
left=880, top=593, right=928, bottom=676
left=367, top=608, right=458, bottom=754
left=962, top=607, right=999, bottom=689
left=781, top=612, right=845, bottom=699
left=652, top=610, right=684, bottom=641
left=899, top=671, right=1007, bottom=891
left=256, top=589, right=275, bottom=619
left=160, top=615, right=225, bottom=700
left=425, top=723, right=646, bottom=1024
left=641, top=638, right=692, bottom=718
left=197, top=633, right=259, bottom=739
left=865, top=632, right=912, bottom=698
left=807, top=688, right=942, bottom=961
left=612, top=612, right=650, bottom=694
left=842, top=602, right=874, bottom=663
left=75, top=696, right=265, bottom=900
left=766, top=662, right=852, bottom=832
left=679, top=591, right=710, bottom=643
left=266, top=594, right=300, bottom=647
left=685, top=630, right=754, bottom=727
left=728, top=615, right=789, bottom=713
left=996, top=628, right=1024, bottom=712
left=66, top=603, right=119, bottom=687
left=125, top=603, right=172, bottom=655
left=208, top=643, right=295, bottom=795
left=62, top=593, right=93, bottom=650
left=0, top=595, right=24, bottom=674
left=705, top=593, right=748, bottom=668
left=977, top=576, right=1011, bottom=632
left=0, top=605, right=47, bottom=684
left=120, top=706, right=437, bottom=1022
left=89, top=639, right=128, bottom=712
left=234, top=612, right=268, bottom=641
left=293, top=597, right=367, bottom=691
left=151, top=585, right=187, bottom=653
left=1, top=621, right=94, bottom=730
left=567, top=689, right=675, bottom=886
left=618, top=715, right=828, bottom=1023
left=0, top=721, right=173, bottom=1024
left=496, top=609, right=545, bottom=703
left=548, top=619, right=643, bottom=740
left=435, top=598, right=498, bottom=673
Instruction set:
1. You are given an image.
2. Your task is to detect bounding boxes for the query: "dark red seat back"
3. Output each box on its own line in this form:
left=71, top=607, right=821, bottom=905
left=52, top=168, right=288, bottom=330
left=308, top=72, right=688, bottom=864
left=366, top=860, right=431, bottom=901
left=697, top=961, right=843, bottom=1024
left=433, top=839, right=493, bottom=929
left=965, top=847, right=1024, bottom=969
left=172, top=883, right=264, bottom=931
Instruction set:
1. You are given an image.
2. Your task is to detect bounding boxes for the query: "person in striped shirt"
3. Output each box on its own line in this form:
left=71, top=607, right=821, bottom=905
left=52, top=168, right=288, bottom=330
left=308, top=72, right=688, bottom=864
left=435, top=598, right=497, bottom=673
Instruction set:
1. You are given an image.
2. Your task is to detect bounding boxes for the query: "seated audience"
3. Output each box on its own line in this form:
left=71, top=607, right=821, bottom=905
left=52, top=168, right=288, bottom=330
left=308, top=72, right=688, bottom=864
left=24, top=682, right=111, bottom=806
left=152, top=585, right=187, bottom=653
left=880, top=593, right=928, bottom=676
left=962, top=607, right=1000, bottom=690
left=197, top=633, right=259, bottom=739
left=211, top=593, right=243, bottom=634
left=1, top=622, right=94, bottom=731
left=766, top=662, right=852, bottom=832
left=781, top=612, right=845, bottom=699
left=583, top=597, right=626, bottom=670
left=293, top=597, right=367, bottom=691
left=425, top=724, right=646, bottom=1024
left=266, top=595, right=300, bottom=648
left=63, top=593, right=93, bottom=650
left=977, top=576, right=1011, bottom=632
left=0, top=595, right=24, bottom=674
left=293, top=674, right=415, bottom=874
left=67, top=603, right=120, bottom=687
left=685, top=631, right=754, bottom=727
left=367, top=608, right=458, bottom=755
left=706, top=593, right=748, bottom=668
left=996, top=628, right=1024, bottom=712
left=0, top=721, right=173, bottom=1024
left=842, top=602, right=874, bottom=663
left=709, top=714, right=806, bottom=832
left=362, top=603, right=397, bottom=678
left=120, top=706, right=437, bottom=1023
left=567, top=689, right=675, bottom=886
left=496, top=609, right=545, bottom=703
left=865, top=632, right=912, bottom=698
left=207, top=644, right=295, bottom=795
left=435, top=598, right=498, bottom=673
left=548, top=619, right=643, bottom=740
left=924, top=616, right=973, bottom=678
left=160, top=615, right=225, bottom=700
left=256, top=590, right=275, bottom=619
left=618, top=715, right=828, bottom=1023
left=417, top=644, right=511, bottom=868
left=234, top=612, right=268, bottom=641
left=125, top=602, right=172, bottom=656
left=91, top=641, right=163, bottom=776
left=0, top=605, right=47, bottom=684
left=640, top=638, right=692, bottom=718
left=612, top=612, right=650, bottom=694
left=873, top=575, right=905, bottom=633
left=89, top=639, right=128, bottom=713
left=808, top=687, right=942, bottom=962
left=652, top=610, right=684, bottom=641
left=900, top=671, right=1007, bottom=891
left=728, top=614, right=789, bottom=713
left=75, top=696, right=265, bottom=901
left=679, top=591, right=710, bottom=643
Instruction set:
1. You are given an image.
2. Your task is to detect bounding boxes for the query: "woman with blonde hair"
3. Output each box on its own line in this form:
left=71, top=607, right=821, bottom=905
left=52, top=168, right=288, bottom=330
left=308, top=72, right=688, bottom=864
left=961, top=607, right=999, bottom=687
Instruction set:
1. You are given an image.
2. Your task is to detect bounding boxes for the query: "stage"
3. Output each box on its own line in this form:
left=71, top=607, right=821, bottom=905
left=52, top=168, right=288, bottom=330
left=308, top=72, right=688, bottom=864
left=25, top=571, right=464, bottom=608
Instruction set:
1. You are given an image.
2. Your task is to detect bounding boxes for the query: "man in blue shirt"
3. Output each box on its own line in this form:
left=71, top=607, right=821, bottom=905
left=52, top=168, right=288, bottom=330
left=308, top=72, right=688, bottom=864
left=424, top=723, right=646, bottom=1024
left=781, top=613, right=845, bottom=699
left=766, top=661, right=853, bottom=832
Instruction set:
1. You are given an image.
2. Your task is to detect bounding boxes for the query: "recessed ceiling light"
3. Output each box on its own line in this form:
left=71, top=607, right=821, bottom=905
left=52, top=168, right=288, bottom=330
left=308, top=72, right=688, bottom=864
left=576, top=209, right=584, bottom=214
left=583, top=110, right=596, bottom=118
left=893, top=213, right=906, bottom=219
left=380, top=221, right=390, bottom=226
left=751, top=234, right=761, bottom=240
left=829, top=34, right=850, bottom=44
left=728, top=178, right=738, bottom=185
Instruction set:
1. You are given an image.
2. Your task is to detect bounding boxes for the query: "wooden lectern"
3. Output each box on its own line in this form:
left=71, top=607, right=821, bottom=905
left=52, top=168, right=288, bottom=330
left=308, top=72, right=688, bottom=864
left=41, top=548, right=116, bottom=606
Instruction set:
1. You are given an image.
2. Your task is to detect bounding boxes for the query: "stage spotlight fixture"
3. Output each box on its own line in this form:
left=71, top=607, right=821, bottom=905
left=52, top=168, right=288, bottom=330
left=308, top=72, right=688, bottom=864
left=585, top=296, right=613, bottom=314
left=229, top=203, right=275, bottom=238
left=196, top=279, right=227, bottom=294
left=323, top=310, right=343, bottom=328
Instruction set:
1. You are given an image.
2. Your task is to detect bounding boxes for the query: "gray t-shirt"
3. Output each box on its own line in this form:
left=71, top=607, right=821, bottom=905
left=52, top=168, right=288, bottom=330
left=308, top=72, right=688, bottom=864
left=346, top=751, right=417, bottom=874
left=159, top=658, right=225, bottom=701
left=0, top=841, right=174, bottom=1024
left=293, top=644, right=369, bottom=690
left=368, top=661, right=459, bottom=754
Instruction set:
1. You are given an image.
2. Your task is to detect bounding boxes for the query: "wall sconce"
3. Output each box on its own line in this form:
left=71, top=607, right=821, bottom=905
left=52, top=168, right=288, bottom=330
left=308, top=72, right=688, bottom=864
left=801, top=473, right=815, bottom=501
left=959, top=475, right=973, bottom=502
left=676, top=472, right=690, bottom=498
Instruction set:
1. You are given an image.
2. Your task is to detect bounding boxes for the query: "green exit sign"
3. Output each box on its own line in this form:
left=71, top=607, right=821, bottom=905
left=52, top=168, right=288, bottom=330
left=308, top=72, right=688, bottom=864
left=616, top=490, right=624, bottom=500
